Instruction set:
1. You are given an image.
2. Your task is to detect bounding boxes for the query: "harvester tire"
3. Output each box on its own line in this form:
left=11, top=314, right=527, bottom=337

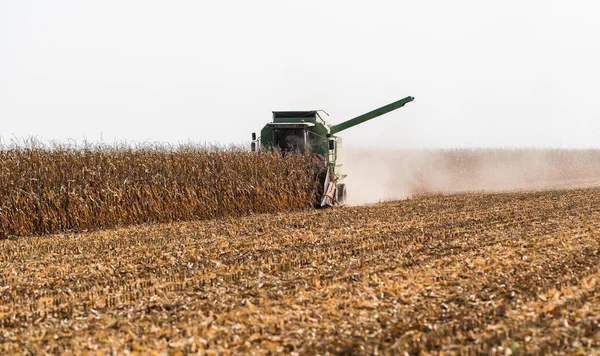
left=337, top=183, right=347, bottom=205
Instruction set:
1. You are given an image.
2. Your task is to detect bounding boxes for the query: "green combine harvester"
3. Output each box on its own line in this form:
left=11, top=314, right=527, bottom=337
left=251, top=96, right=414, bottom=206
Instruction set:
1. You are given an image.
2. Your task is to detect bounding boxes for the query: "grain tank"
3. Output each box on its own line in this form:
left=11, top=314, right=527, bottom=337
left=251, top=96, right=414, bottom=206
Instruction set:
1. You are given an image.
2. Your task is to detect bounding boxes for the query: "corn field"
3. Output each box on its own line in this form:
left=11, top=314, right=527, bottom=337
left=0, top=188, right=599, bottom=354
left=0, top=143, right=316, bottom=237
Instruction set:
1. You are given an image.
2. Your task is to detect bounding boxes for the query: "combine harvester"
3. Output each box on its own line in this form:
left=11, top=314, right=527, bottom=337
left=251, top=96, right=414, bottom=206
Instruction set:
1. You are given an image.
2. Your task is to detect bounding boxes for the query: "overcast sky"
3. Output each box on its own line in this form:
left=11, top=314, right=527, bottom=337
left=1, top=1, right=599, bottom=148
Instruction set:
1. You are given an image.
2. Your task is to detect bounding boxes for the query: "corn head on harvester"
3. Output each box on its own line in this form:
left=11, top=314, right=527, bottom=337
left=251, top=96, right=414, bottom=207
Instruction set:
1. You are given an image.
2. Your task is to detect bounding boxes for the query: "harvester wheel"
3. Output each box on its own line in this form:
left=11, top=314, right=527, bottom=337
left=314, top=168, right=328, bottom=208
left=337, top=183, right=347, bottom=205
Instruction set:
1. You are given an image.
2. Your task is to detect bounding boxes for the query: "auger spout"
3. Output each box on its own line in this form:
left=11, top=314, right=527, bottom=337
left=329, top=96, right=414, bottom=135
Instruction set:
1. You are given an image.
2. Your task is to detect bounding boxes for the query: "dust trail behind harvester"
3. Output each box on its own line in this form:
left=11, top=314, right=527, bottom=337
left=343, top=148, right=600, bottom=205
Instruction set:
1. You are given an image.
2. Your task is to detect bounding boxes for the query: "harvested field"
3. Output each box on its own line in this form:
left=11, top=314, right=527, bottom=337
left=1, top=188, right=599, bottom=354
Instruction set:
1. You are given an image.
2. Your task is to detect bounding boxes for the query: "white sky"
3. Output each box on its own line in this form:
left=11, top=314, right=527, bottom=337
left=1, top=1, right=599, bottom=148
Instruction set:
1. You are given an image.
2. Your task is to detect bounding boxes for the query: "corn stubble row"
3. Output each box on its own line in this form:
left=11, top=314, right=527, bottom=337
left=1, top=188, right=599, bottom=354
left=0, top=144, right=316, bottom=237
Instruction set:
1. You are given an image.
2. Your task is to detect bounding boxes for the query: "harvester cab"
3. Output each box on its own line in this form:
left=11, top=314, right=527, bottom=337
left=252, top=96, right=414, bottom=207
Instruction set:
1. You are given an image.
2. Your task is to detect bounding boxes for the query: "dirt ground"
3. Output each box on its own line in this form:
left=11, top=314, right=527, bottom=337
left=1, top=187, right=600, bottom=355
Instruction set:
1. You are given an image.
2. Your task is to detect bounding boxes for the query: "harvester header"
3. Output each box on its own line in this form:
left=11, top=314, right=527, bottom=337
left=252, top=95, right=414, bottom=206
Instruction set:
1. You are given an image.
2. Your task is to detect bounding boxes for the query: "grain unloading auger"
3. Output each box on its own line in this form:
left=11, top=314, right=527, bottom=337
left=251, top=96, right=414, bottom=206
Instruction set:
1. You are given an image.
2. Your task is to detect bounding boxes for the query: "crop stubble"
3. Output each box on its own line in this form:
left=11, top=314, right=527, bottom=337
left=1, top=188, right=599, bottom=354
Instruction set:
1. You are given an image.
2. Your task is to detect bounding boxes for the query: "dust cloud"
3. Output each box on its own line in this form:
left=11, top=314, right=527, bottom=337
left=342, top=148, right=600, bottom=205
